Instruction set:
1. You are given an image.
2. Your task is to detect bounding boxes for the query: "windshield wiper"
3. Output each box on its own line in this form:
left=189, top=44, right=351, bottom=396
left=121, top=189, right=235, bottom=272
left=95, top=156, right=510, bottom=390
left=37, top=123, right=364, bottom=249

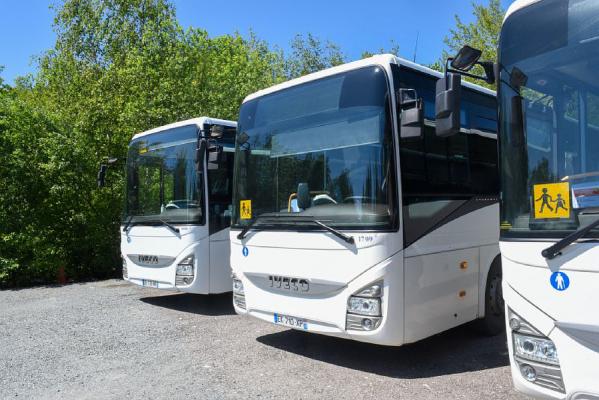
left=122, top=216, right=134, bottom=232
left=310, top=219, right=355, bottom=244
left=237, top=214, right=276, bottom=240
left=237, top=214, right=354, bottom=244
left=157, top=218, right=180, bottom=234
left=542, top=212, right=599, bottom=259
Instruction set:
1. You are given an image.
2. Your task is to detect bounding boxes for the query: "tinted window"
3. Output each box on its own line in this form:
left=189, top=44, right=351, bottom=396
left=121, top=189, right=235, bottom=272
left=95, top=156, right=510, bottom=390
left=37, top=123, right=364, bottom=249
left=395, top=66, right=498, bottom=246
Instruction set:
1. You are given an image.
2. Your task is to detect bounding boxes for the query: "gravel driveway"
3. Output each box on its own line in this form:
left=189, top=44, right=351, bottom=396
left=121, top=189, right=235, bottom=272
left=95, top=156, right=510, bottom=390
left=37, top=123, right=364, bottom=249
left=0, top=279, right=527, bottom=399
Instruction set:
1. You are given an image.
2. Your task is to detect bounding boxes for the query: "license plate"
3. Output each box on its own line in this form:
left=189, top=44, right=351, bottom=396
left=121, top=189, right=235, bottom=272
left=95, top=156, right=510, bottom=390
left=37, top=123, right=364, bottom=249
left=142, top=279, right=159, bottom=288
left=273, top=313, right=308, bottom=330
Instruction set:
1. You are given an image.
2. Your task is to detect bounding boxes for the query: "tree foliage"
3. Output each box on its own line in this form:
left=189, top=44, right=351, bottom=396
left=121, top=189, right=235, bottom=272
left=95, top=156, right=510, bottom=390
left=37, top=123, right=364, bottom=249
left=433, top=0, right=505, bottom=88
left=0, top=0, right=357, bottom=287
left=1, top=0, right=507, bottom=287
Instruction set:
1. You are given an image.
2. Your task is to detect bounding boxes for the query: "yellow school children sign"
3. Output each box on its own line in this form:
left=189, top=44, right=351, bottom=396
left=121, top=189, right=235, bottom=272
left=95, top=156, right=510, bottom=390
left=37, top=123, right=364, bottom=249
left=240, top=200, right=252, bottom=220
left=533, top=182, right=571, bottom=219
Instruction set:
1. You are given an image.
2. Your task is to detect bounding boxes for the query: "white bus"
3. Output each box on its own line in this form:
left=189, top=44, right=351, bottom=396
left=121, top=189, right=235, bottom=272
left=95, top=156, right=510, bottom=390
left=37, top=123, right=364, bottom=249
left=435, top=0, right=599, bottom=397
left=116, top=117, right=236, bottom=294
left=229, top=55, right=504, bottom=346
left=498, top=0, right=598, bottom=397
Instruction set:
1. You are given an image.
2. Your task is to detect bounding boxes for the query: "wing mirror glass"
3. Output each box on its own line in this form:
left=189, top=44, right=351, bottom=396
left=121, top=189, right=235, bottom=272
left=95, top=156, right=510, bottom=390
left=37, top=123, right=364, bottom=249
left=97, top=164, right=108, bottom=188
left=435, top=72, right=462, bottom=137
left=398, top=89, right=424, bottom=140
left=450, top=45, right=482, bottom=71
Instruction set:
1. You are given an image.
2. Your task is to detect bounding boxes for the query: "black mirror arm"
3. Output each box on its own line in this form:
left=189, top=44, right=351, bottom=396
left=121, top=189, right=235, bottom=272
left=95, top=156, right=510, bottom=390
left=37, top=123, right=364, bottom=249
left=446, top=66, right=494, bottom=85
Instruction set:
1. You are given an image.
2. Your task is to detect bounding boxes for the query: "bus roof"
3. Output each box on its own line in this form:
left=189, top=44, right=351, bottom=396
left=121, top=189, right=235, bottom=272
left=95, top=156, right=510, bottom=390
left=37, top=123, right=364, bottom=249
left=243, top=54, right=495, bottom=103
left=131, top=117, right=237, bottom=140
left=504, top=0, right=542, bottom=22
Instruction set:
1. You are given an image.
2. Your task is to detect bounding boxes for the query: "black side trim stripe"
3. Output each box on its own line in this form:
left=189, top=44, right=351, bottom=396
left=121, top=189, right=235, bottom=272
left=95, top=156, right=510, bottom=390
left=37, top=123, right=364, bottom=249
left=404, top=196, right=499, bottom=248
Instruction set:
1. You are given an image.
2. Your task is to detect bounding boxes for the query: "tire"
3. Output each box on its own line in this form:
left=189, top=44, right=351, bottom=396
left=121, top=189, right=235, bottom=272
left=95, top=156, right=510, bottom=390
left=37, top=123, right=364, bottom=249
left=476, top=257, right=505, bottom=336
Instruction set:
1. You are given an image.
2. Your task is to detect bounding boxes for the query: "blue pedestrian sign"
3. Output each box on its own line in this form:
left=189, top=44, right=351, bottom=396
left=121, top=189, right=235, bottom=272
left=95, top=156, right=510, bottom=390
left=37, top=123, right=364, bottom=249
left=550, top=271, right=570, bottom=291
left=242, top=246, right=249, bottom=257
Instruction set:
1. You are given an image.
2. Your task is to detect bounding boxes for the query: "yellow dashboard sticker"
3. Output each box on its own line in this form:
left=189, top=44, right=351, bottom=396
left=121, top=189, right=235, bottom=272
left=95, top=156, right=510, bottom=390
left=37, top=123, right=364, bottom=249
left=240, top=200, right=252, bottom=220
left=533, top=182, right=570, bottom=219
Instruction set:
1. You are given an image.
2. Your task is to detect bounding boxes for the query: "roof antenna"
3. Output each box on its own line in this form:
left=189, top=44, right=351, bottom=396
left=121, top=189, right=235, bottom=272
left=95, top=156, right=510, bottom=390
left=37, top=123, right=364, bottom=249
left=413, top=31, right=419, bottom=63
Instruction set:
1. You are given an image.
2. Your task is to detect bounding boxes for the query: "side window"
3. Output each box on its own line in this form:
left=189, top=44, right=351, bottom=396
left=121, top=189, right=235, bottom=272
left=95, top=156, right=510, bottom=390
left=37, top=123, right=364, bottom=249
left=395, top=66, right=498, bottom=246
left=208, top=149, right=234, bottom=234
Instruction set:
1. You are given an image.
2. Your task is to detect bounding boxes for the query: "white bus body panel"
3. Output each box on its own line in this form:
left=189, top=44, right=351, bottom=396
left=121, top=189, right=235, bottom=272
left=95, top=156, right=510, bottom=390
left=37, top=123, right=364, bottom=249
left=501, top=241, right=599, bottom=399
left=404, top=204, right=499, bottom=343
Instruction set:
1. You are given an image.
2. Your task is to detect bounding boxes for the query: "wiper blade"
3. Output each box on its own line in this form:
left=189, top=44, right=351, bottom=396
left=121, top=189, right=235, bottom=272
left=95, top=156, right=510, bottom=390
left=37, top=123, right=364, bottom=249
left=310, top=219, right=355, bottom=244
left=237, top=214, right=277, bottom=240
left=236, top=214, right=355, bottom=245
left=157, top=218, right=180, bottom=234
left=122, top=216, right=134, bottom=232
left=542, top=214, right=599, bottom=259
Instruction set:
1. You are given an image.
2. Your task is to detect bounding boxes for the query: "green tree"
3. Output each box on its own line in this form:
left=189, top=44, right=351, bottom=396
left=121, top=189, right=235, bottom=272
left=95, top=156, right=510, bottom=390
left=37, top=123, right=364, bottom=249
left=285, top=33, right=345, bottom=78
left=434, top=0, right=505, bottom=88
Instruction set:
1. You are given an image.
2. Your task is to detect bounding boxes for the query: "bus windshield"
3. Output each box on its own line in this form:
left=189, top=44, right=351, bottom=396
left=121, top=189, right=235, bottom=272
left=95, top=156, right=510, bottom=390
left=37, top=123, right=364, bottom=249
left=125, top=124, right=204, bottom=225
left=499, top=0, right=599, bottom=238
left=232, top=66, right=396, bottom=230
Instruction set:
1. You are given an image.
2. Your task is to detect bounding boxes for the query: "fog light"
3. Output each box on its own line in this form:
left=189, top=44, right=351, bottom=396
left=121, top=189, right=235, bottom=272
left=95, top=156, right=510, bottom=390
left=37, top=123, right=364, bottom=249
left=362, top=318, right=374, bottom=330
left=347, top=297, right=381, bottom=316
left=520, top=364, right=537, bottom=382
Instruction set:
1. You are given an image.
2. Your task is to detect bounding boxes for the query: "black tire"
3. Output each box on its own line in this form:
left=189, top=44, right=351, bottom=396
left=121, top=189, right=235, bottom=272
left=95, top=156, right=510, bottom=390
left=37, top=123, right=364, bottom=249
left=475, top=257, right=505, bottom=336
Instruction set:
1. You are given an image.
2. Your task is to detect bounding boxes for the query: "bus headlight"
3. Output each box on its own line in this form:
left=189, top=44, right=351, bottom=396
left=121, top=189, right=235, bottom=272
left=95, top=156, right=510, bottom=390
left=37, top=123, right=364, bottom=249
left=176, top=255, right=194, bottom=276
left=347, top=297, right=381, bottom=316
left=175, top=255, right=194, bottom=286
left=513, top=333, right=559, bottom=365
left=508, top=309, right=564, bottom=393
left=233, top=277, right=244, bottom=295
left=232, top=274, right=246, bottom=310
left=346, top=282, right=383, bottom=331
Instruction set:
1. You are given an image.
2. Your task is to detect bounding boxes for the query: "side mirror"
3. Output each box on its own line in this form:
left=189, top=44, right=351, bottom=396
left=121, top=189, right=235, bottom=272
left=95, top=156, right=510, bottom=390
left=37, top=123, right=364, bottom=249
left=510, top=95, right=525, bottom=146
left=398, top=89, right=424, bottom=140
left=207, top=143, right=223, bottom=170
left=210, top=125, right=224, bottom=138
left=97, top=164, right=108, bottom=188
left=450, top=45, right=482, bottom=71
left=435, top=72, right=462, bottom=137
left=97, top=157, right=119, bottom=188
left=297, top=183, right=311, bottom=210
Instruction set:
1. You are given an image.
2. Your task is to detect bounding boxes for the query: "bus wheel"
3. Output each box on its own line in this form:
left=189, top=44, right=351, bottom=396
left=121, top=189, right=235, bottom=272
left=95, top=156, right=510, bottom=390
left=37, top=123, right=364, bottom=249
left=476, top=258, right=505, bottom=336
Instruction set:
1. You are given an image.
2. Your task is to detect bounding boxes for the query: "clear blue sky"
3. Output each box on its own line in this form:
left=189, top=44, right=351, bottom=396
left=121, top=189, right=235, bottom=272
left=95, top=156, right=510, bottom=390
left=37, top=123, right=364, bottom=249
left=0, top=0, right=515, bottom=84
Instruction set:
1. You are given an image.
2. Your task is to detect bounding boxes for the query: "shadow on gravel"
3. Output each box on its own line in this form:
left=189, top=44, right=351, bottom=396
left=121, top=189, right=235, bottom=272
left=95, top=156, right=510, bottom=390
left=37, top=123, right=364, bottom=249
left=140, top=292, right=236, bottom=316
left=257, top=323, right=509, bottom=378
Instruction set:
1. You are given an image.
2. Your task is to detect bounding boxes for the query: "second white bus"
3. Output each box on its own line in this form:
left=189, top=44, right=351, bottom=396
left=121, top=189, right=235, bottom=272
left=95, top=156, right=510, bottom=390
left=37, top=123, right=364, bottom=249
left=229, top=55, right=503, bottom=346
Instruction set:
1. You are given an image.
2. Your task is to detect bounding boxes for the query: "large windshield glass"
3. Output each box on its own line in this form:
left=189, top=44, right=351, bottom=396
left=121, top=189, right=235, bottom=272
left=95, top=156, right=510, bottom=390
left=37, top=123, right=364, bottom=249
left=232, top=66, right=397, bottom=230
left=125, top=124, right=204, bottom=225
left=499, top=0, right=599, bottom=238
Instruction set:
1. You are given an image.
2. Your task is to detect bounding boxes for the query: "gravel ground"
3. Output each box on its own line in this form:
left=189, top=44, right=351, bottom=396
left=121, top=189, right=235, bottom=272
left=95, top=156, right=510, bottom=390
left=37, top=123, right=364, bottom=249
left=0, top=279, right=527, bottom=399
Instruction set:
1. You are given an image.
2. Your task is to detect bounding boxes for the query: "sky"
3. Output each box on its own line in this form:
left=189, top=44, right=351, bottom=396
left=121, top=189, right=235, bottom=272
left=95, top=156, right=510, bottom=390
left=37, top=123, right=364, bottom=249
left=0, top=0, right=515, bottom=84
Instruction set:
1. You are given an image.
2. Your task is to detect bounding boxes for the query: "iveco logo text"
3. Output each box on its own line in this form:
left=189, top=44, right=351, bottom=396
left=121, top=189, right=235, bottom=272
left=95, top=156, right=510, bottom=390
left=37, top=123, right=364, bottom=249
left=138, top=255, right=159, bottom=264
left=268, top=275, right=309, bottom=292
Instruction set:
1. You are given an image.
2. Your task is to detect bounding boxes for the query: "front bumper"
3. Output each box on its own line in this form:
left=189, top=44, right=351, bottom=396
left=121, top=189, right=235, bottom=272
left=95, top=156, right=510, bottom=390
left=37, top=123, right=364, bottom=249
left=504, top=282, right=599, bottom=399
left=233, top=253, right=405, bottom=346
